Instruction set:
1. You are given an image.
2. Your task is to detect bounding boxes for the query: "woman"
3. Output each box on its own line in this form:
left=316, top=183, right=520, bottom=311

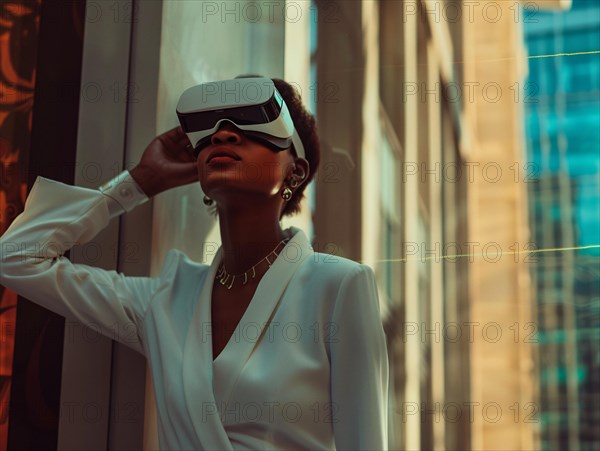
left=0, top=76, right=389, bottom=450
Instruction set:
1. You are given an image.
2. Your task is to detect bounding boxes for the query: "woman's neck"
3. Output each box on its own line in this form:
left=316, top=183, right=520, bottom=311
left=217, top=208, right=290, bottom=274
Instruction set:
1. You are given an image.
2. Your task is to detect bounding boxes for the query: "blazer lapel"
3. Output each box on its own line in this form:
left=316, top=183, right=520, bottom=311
left=212, top=227, right=314, bottom=408
left=182, top=244, right=233, bottom=450
left=181, top=227, right=313, bottom=448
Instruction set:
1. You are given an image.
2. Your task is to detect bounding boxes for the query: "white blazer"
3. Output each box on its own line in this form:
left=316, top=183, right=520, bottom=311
left=0, top=176, right=389, bottom=450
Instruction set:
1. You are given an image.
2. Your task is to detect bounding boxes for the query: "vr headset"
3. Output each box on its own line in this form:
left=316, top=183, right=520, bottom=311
left=176, top=77, right=305, bottom=159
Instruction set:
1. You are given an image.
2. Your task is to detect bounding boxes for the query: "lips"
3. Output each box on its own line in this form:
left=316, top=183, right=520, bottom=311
left=207, top=149, right=241, bottom=163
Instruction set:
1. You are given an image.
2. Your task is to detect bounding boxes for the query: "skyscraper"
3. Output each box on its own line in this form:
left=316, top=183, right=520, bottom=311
left=524, top=1, right=600, bottom=449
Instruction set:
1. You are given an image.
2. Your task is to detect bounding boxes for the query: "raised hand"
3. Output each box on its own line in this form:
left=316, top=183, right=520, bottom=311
left=129, top=126, right=198, bottom=198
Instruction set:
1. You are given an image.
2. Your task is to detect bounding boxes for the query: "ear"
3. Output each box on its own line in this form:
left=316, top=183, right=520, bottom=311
left=292, top=157, right=310, bottom=184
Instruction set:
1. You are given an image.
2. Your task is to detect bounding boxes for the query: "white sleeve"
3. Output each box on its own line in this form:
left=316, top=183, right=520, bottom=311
left=0, top=176, right=155, bottom=356
left=98, top=170, right=149, bottom=220
left=329, top=264, right=389, bottom=450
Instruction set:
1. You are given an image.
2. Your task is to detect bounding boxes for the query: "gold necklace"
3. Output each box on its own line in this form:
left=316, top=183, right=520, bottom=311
left=215, top=237, right=291, bottom=290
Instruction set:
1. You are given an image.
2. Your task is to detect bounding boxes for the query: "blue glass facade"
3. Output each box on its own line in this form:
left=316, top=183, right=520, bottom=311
left=524, top=0, right=600, bottom=449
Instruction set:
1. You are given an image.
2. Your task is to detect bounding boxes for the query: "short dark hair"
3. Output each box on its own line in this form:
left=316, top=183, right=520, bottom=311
left=235, top=74, right=321, bottom=218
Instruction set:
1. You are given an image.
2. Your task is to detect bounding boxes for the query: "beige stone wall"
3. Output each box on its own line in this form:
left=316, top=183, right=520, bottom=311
left=463, top=2, right=537, bottom=450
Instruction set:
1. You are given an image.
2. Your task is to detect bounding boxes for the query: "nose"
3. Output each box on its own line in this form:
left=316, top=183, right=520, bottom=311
left=210, top=123, right=243, bottom=146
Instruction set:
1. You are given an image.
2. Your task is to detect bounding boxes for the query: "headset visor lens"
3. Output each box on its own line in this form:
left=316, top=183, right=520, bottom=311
left=179, top=96, right=282, bottom=133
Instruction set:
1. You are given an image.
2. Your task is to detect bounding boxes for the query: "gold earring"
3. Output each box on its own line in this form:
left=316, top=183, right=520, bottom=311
left=281, top=188, right=293, bottom=201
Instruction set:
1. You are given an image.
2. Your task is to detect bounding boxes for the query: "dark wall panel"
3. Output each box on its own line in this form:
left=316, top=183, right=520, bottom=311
left=6, top=1, right=86, bottom=449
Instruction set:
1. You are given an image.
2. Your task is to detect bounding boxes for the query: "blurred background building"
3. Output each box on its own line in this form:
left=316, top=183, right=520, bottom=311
left=1, top=0, right=598, bottom=450
left=523, top=1, right=600, bottom=449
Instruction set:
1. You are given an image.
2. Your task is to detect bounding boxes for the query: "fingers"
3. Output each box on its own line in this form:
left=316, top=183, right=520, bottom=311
left=176, top=129, right=193, bottom=148
left=163, top=127, right=194, bottom=157
left=165, top=126, right=188, bottom=143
